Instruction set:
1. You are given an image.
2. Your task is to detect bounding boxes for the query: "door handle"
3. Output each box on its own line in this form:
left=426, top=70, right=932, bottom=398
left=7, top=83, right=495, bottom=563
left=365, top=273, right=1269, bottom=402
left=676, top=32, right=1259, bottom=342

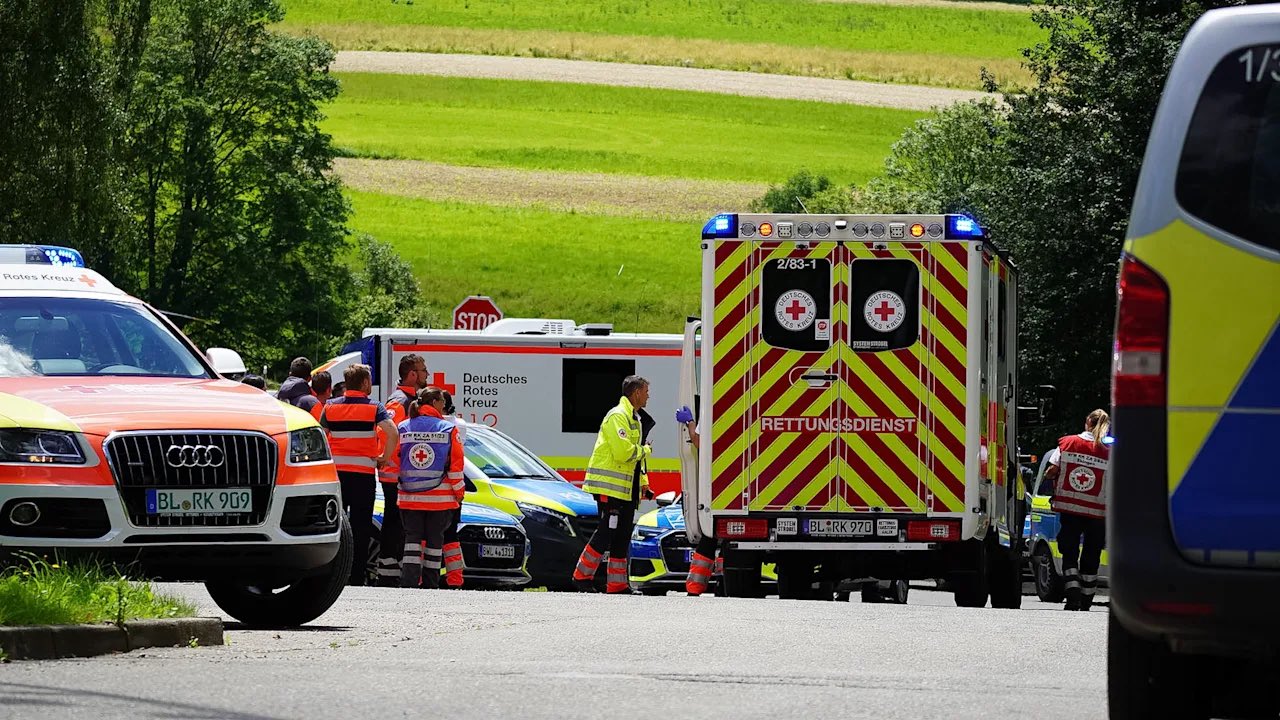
left=800, top=372, right=838, bottom=387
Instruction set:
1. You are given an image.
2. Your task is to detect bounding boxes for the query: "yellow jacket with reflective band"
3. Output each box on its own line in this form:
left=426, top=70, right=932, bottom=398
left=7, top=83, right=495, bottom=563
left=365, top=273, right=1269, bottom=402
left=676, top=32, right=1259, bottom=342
left=583, top=396, right=650, bottom=501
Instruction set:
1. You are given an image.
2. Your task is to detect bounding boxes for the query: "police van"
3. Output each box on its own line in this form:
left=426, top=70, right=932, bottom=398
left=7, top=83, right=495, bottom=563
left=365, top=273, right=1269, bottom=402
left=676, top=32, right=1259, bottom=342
left=320, top=320, right=684, bottom=494
left=1108, top=6, right=1280, bottom=718
left=0, top=246, right=351, bottom=627
left=679, top=213, right=1045, bottom=607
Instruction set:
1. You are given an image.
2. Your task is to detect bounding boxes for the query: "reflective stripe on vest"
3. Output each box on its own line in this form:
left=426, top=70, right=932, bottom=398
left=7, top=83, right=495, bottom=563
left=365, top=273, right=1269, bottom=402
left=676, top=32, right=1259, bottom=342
left=325, top=398, right=380, bottom=474
left=582, top=405, right=643, bottom=500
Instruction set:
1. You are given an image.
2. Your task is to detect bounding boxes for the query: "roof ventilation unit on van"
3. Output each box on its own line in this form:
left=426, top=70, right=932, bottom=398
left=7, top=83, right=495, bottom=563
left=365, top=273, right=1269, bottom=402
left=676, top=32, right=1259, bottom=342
left=579, top=324, right=613, bottom=336
left=481, top=318, right=577, bottom=336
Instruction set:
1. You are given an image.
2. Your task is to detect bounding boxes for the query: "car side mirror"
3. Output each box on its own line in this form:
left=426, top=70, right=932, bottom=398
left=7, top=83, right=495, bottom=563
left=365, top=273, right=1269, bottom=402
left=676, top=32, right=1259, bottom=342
left=1017, top=384, right=1056, bottom=428
left=655, top=491, right=677, bottom=507
left=206, top=347, right=247, bottom=378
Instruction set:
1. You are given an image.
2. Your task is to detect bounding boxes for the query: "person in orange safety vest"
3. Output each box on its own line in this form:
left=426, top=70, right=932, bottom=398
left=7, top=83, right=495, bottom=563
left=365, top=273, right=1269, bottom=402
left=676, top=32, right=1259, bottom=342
left=396, top=386, right=466, bottom=589
left=319, top=364, right=398, bottom=586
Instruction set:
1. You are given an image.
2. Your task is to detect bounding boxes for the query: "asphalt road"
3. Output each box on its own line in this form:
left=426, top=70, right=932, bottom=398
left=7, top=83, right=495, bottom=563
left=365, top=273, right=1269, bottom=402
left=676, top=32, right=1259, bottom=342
left=0, top=586, right=1106, bottom=720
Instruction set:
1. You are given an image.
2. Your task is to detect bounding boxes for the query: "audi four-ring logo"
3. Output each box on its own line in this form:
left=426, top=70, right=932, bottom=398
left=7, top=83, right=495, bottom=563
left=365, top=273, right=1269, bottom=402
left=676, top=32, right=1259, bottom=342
left=165, top=444, right=226, bottom=468
left=484, top=527, right=505, bottom=540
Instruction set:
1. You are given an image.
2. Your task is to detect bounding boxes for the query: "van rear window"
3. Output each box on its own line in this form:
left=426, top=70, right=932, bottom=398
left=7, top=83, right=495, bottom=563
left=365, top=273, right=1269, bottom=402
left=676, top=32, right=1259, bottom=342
left=1176, top=44, right=1280, bottom=252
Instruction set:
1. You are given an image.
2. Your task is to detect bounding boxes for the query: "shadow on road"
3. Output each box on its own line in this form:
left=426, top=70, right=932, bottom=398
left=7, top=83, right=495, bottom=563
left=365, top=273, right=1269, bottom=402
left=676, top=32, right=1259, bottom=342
left=221, top=623, right=352, bottom=633
left=0, top=681, right=284, bottom=720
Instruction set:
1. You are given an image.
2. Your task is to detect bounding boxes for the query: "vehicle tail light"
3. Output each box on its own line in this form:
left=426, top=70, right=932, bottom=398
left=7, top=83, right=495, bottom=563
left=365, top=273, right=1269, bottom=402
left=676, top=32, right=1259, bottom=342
left=715, top=517, right=769, bottom=540
left=906, top=520, right=959, bottom=542
left=1112, top=254, right=1170, bottom=408
left=1141, top=601, right=1214, bottom=617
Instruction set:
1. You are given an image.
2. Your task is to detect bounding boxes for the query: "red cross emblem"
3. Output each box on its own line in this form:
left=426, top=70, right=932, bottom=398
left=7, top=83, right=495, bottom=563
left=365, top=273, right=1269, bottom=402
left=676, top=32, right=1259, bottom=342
left=412, top=447, right=430, bottom=464
left=874, top=301, right=896, bottom=322
left=430, top=372, right=456, bottom=395
left=785, top=300, right=807, bottom=321
left=77, top=274, right=97, bottom=288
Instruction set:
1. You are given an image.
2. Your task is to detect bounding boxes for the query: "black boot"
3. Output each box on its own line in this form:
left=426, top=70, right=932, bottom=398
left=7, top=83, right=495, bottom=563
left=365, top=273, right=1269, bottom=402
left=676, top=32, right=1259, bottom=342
left=1079, top=593, right=1094, bottom=611
left=1064, top=587, right=1082, bottom=611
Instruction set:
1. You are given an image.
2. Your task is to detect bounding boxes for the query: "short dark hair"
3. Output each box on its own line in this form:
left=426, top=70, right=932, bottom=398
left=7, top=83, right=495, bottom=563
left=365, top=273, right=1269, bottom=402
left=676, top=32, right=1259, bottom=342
left=398, top=353, right=425, bottom=382
left=344, top=364, right=371, bottom=391
left=311, top=370, right=332, bottom=394
left=241, top=374, right=266, bottom=390
left=622, top=375, right=649, bottom=398
left=288, top=357, right=313, bottom=379
left=442, top=390, right=455, bottom=416
left=331, top=381, right=346, bottom=396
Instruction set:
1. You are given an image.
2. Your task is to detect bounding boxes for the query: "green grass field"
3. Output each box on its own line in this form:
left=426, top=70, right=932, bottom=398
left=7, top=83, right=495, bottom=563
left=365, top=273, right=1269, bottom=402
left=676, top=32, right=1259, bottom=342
left=286, top=0, right=1040, bottom=60
left=347, top=191, right=700, bottom=332
left=283, top=0, right=1043, bottom=88
left=326, top=74, right=926, bottom=184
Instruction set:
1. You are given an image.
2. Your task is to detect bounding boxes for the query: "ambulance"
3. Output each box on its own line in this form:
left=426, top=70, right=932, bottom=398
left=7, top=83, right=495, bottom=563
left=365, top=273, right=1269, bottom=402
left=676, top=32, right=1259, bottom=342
left=679, top=213, right=1044, bottom=607
left=0, top=246, right=351, bottom=627
left=320, top=319, right=684, bottom=494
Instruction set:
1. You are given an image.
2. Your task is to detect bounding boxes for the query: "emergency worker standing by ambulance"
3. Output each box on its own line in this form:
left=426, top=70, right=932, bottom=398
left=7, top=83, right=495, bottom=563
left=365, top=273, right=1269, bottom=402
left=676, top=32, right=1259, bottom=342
left=396, top=386, right=466, bottom=589
left=1043, top=409, right=1111, bottom=611
left=572, top=375, right=652, bottom=594
left=320, top=364, right=398, bottom=586
left=375, top=354, right=430, bottom=586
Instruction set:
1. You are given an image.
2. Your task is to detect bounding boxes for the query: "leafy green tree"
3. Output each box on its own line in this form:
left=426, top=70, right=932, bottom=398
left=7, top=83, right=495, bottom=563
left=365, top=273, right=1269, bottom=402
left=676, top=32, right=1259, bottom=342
left=342, top=234, right=442, bottom=337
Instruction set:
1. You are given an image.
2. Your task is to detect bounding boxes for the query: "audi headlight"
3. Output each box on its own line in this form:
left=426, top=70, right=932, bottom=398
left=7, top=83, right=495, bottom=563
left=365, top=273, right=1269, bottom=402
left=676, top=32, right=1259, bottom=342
left=633, top=525, right=666, bottom=541
left=515, top=502, right=575, bottom=537
left=288, top=427, right=331, bottom=464
left=0, top=429, right=85, bottom=464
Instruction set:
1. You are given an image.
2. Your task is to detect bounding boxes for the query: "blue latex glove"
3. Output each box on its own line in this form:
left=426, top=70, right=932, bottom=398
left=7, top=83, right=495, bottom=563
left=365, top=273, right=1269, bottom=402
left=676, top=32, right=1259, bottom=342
left=675, top=406, right=694, bottom=424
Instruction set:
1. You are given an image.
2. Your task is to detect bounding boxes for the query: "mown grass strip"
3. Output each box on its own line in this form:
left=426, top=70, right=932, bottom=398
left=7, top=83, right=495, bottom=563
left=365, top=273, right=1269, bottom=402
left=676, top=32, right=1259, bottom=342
left=326, top=74, right=925, bottom=184
left=347, top=191, right=701, bottom=333
left=283, top=0, right=1043, bottom=62
left=0, top=557, right=197, bottom=627
left=288, top=24, right=1033, bottom=89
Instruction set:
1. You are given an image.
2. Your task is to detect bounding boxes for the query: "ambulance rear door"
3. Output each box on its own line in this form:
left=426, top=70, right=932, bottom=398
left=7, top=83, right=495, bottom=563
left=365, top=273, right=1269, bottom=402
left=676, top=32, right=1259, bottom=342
left=746, top=235, right=844, bottom=513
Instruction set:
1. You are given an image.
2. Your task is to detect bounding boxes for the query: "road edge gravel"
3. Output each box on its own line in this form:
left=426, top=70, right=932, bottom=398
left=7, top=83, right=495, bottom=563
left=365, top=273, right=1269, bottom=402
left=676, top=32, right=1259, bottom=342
left=0, top=617, right=224, bottom=661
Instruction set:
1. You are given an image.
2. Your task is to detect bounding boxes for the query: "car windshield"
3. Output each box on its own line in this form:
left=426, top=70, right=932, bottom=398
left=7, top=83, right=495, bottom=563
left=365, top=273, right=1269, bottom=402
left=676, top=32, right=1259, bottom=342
left=0, top=297, right=209, bottom=378
left=463, top=427, right=558, bottom=481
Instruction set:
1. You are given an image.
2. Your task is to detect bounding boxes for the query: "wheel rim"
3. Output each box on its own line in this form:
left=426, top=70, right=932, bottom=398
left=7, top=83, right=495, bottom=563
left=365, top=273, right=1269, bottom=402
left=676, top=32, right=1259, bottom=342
left=1035, top=550, right=1055, bottom=593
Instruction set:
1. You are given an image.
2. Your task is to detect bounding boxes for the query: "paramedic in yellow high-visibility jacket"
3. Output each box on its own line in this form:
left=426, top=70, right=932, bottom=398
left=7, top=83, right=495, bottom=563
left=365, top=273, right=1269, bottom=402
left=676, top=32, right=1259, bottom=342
left=572, top=375, right=652, bottom=594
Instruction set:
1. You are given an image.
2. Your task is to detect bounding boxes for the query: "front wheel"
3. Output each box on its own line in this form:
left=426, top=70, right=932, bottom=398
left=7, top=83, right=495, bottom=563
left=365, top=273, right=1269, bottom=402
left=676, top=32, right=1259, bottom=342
left=1033, top=543, right=1064, bottom=603
left=987, top=538, right=1023, bottom=610
left=206, top=519, right=353, bottom=628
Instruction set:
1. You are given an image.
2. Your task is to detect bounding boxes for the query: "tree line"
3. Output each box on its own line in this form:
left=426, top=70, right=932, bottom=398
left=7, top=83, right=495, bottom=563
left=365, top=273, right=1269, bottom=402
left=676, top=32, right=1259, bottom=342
left=0, top=0, right=433, bottom=376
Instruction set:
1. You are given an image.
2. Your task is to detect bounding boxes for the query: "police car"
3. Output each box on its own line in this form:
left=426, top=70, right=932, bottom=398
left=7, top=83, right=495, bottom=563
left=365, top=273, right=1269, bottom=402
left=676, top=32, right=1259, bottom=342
left=370, top=489, right=531, bottom=589
left=0, top=246, right=350, bottom=627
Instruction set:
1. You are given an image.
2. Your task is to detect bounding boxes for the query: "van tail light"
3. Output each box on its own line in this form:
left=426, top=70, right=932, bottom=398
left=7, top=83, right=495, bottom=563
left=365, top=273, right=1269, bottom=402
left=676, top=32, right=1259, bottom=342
left=1112, top=254, right=1170, bottom=408
left=715, top=518, right=769, bottom=540
left=906, top=520, right=960, bottom=542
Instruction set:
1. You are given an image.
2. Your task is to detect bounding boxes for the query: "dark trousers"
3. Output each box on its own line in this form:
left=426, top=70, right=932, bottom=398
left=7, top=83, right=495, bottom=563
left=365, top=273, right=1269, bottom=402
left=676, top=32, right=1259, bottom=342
left=1057, top=511, right=1106, bottom=604
left=338, top=471, right=376, bottom=586
left=376, top=482, right=403, bottom=586
left=401, top=509, right=454, bottom=589
left=694, top=535, right=718, bottom=557
left=585, top=495, right=638, bottom=559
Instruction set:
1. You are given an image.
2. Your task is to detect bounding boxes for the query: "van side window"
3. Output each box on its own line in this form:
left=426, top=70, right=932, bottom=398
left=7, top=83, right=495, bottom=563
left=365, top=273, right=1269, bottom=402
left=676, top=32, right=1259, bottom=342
left=562, top=358, right=636, bottom=433
left=1175, top=44, right=1280, bottom=251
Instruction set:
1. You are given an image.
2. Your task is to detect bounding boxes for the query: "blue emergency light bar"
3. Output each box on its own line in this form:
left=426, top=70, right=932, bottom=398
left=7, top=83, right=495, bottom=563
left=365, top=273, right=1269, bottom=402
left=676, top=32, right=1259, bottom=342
left=702, top=213, right=738, bottom=239
left=944, top=214, right=985, bottom=239
left=0, top=245, right=86, bottom=267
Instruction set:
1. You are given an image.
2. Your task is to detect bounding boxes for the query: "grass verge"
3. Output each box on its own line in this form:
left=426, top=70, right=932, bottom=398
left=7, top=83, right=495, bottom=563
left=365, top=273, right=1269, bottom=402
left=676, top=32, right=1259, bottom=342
left=347, top=191, right=701, bottom=333
left=327, top=74, right=925, bottom=184
left=0, top=556, right=197, bottom=627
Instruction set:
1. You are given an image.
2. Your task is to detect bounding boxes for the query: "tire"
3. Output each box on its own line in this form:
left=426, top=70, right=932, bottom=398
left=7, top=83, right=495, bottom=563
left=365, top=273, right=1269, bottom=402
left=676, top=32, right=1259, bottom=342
left=721, top=566, right=763, bottom=598
left=950, top=539, right=989, bottom=608
left=886, top=580, right=909, bottom=605
left=206, top=518, right=353, bottom=629
left=640, top=587, right=667, bottom=596
left=860, top=584, right=884, bottom=604
left=1033, top=543, right=1064, bottom=603
left=1108, top=613, right=1208, bottom=719
left=776, top=556, right=815, bottom=600
left=987, top=538, right=1023, bottom=610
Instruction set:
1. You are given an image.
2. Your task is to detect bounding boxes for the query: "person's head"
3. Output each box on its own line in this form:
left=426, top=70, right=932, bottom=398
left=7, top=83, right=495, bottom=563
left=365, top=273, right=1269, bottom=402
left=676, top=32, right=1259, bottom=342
left=398, top=353, right=428, bottom=390
left=343, top=364, right=372, bottom=394
left=241, top=374, right=266, bottom=390
left=331, top=381, right=346, bottom=396
left=409, top=386, right=448, bottom=418
left=288, top=357, right=313, bottom=380
left=442, top=390, right=456, bottom=416
left=1085, top=408, right=1111, bottom=448
left=622, top=375, right=650, bottom=409
left=311, top=370, right=332, bottom=400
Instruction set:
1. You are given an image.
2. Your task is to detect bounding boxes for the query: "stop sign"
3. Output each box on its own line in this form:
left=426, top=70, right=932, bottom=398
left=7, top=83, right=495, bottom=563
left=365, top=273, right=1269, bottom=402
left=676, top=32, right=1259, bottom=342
left=453, top=295, right=503, bottom=330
